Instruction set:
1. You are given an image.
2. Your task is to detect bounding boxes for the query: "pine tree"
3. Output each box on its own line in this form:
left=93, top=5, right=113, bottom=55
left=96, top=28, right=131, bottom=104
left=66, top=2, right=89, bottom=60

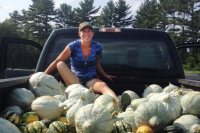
left=74, top=0, right=101, bottom=26
left=133, top=0, right=167, bottom=30
left=113, top=0, right=133, bottom=27
left=27, top=0, right=57, bottom=44
left=99, top=0, right=116, bottom=27
left=55, top=4, right=76, bottom=28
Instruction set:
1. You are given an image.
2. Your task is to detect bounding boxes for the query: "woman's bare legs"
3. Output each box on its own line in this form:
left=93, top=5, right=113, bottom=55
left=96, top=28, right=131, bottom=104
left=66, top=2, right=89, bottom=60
left=57, top=61, right=118, bottom=100
left=56, top=61, right=79, bottom=85
left=87, top=79, right=118, bottom=100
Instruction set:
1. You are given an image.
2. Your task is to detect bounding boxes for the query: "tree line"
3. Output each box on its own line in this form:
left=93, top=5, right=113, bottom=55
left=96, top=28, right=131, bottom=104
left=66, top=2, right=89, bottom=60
left=0, top=0, right=199, bottom=71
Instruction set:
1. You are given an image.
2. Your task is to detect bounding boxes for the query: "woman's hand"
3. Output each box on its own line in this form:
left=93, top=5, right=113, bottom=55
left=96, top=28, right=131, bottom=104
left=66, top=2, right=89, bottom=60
left=104, top=74, right=117, bottom=82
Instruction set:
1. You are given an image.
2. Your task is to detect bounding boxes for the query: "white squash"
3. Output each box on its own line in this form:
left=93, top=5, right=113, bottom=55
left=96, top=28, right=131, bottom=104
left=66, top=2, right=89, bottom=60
left=173, top=114, right=200, bottom=133
left=31, top=96, right=63, bottom=120
left=54, top=95, right=67, bottom=102
left=6, top=88, right=35, bottom=111
left=130, top=98, right=148, bottom=111
left=93, top=94, right=120, bottom=113
left=0, top=118, right=21, bottom=133
left=181, top=91, right=200, bottom=116
left=74, top=104, right=118, bottom=133
left=120, top=90, right=140, bottom=110
left=66, top=89, right=96, bottom=125
left=142, top=84, right=163, bottom=98
left=60, top=86, right=89, bottom=109
left=163, top=83, right=179, bottom=93
left=190, top=124, right=200, bottom=133
left=134, top=100, right=169, bottom=132
left=29, top=72, right=64, bottom=96
left=116, top=110, right=137, bottom=132
left=65, top=84, right=86, bottom=98
left=147, top=92, right=181, bottom=122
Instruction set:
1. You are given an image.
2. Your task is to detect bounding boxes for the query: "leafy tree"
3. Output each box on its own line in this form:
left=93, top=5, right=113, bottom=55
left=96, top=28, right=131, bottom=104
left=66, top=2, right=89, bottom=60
left=133, top=0, right=167, bottom=30
left=27, top=0, right=57, bottom=44
left=74, top=0, right=101, bottom=26
left=0, top=19, right=20, bottom=38
left=55, top=4, right=76, bottom=28
left=99, top=0, right=116, bottom=27
left=114, top=0, right=133, bottom=27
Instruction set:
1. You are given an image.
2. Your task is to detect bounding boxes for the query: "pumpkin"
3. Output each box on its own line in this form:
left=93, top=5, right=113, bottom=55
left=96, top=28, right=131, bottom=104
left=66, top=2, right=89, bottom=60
left=120, top=90, right=140, bottom=110
left=173, top=114, right=200, bottom=133
left=142, top=84, right=163, bottom=98
left=31, top=96, right=63, bottom=120
left=93, top=94, right=120, bottom=113
left=180, top=91, right=200, bottom=115
left=0, top=110, right=21, bottom=125
left=6, top=88, right=35, bottom=111
left=0, top=118, right=21, bottom=133
left=136, top=125, right=153, bottom=133
left=29, top=72, right=64, bottom=96
left=21, top=112, right=39, bottom=124
left=74, top=104, right=118, bottom=133
left=112, top=120, right=132, bottom=133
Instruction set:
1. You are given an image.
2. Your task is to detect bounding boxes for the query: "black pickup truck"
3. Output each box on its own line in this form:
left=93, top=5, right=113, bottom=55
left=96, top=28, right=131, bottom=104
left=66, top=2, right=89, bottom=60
left=0, top=28, right=200, bottom=110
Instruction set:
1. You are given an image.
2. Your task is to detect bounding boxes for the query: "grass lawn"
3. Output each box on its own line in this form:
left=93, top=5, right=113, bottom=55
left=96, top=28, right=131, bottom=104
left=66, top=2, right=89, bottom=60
left=184, top=70, right=200, bottom=74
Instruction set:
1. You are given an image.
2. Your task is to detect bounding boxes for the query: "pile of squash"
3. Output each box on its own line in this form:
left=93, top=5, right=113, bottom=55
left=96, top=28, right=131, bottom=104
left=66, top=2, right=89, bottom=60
left=0, top=72, right=200, bottom=133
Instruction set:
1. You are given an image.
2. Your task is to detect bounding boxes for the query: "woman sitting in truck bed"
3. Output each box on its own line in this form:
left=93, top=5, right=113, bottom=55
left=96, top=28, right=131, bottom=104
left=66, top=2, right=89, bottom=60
left=45, top=22, right=118, bottom=100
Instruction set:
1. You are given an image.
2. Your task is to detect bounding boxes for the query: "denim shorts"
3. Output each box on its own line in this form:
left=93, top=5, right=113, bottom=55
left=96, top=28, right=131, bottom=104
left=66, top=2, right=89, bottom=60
left=78, top=75, right=97, bottom=87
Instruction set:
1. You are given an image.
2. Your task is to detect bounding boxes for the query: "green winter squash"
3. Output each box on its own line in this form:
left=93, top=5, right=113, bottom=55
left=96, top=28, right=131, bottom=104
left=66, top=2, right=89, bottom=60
left=0, top=110, right=21, bottom=125
left=112, top=120, right=132, bottom=133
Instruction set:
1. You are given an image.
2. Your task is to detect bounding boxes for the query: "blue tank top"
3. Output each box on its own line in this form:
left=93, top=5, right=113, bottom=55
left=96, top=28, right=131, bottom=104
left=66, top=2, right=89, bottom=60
left=68, top=39, right=102, bottom=79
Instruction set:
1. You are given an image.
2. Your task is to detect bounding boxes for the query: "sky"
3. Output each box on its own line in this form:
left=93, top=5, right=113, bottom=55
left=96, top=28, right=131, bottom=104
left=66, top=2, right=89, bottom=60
left=0, top=0, right=144, bottom=22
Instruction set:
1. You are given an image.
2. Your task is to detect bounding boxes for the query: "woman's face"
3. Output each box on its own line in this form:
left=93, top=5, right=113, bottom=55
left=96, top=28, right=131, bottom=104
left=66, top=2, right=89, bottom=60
left=79, top=27, right=94, bottom=44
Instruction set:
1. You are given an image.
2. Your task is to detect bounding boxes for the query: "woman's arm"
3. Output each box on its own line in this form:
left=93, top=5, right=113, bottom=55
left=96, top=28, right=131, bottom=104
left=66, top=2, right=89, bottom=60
left=96, top=56, right=116, bottom=81
left=45, top=46, right=71, bottom=74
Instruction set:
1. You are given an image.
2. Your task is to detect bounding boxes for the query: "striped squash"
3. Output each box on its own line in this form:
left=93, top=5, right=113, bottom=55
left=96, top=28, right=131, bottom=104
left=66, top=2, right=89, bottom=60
left=20, top=121, right=48, bottom=133
left=47, top=121, right=72, bottom=133
left=21, top=112, right=39, bottom=124
left=112, top=121, right=132, bottom=133
left=0, top=110, right=21, bottom=125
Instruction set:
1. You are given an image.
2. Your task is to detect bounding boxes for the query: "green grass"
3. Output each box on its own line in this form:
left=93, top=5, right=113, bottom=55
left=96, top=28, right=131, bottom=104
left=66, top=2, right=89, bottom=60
left=184, top=70, right=200, bottom=74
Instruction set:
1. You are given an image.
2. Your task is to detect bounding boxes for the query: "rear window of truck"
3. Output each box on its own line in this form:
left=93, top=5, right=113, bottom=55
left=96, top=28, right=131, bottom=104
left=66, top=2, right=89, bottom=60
left=45, top=33, right=174, bottom=75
